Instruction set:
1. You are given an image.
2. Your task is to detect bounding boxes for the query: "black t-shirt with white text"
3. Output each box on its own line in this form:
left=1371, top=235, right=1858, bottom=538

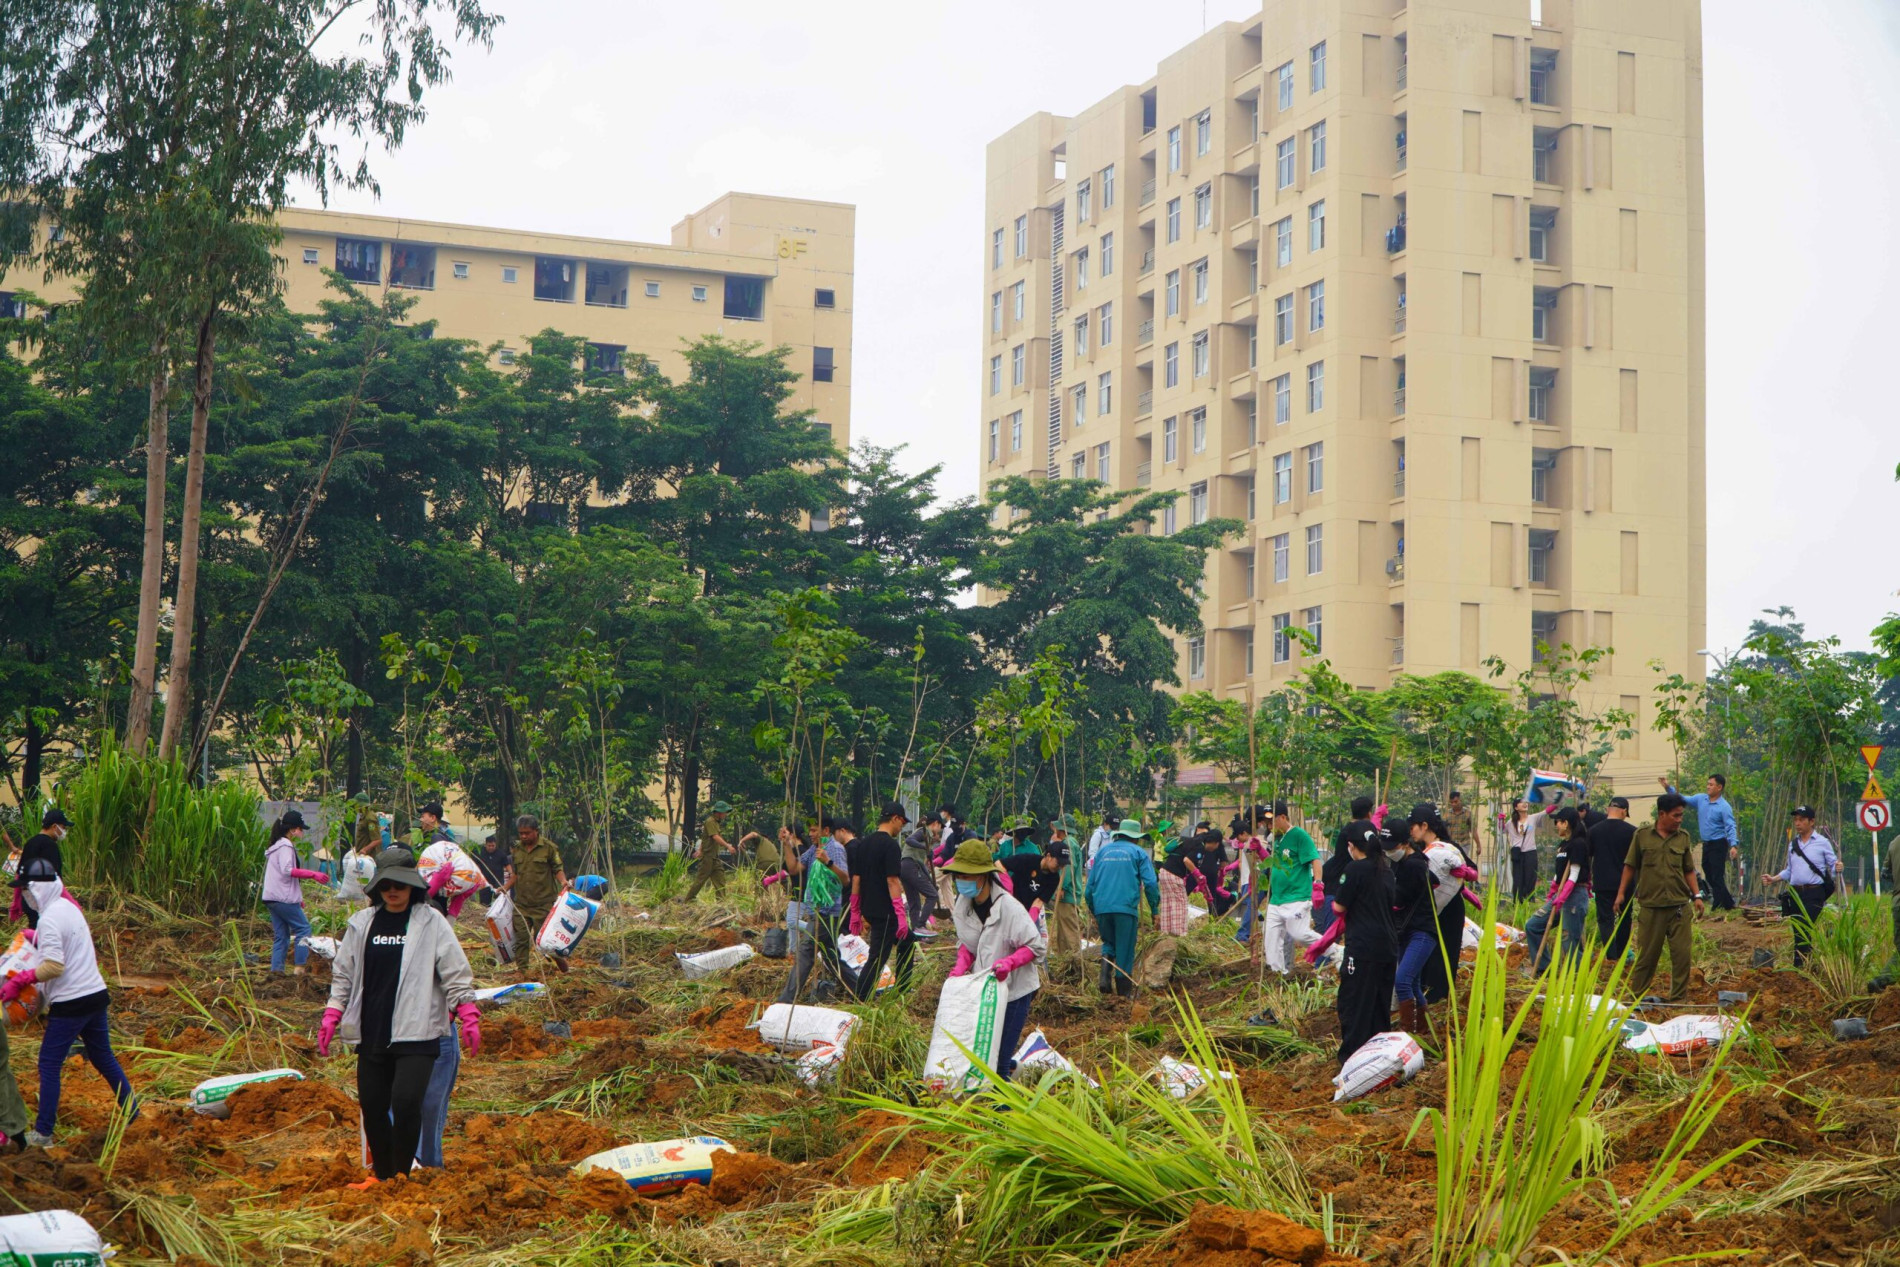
left=854, top=831, right=904, bottom=925
left=359, top=905, right=433, bottom=1057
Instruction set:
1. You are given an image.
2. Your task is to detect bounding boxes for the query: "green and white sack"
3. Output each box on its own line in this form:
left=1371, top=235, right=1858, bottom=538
left=190, top=1068, right=304, bottom=1118
left=0, top=1209, right=110, bottom=1266
left=921, top=973, right=1003, bottom=1095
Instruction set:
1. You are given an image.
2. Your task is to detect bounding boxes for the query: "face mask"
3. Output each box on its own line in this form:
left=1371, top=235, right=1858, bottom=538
left=955, top=878, right=982, bottom=898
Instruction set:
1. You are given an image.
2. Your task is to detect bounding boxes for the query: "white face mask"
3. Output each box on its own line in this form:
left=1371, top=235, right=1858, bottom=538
left=25, top=877, right=63, bottom=913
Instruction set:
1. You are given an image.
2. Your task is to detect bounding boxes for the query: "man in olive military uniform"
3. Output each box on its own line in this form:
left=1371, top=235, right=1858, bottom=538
left=508, top=814, right=568, bottom=976
left=686, top=801, right=735, bottom=901
left=1614, top=793, right=1703, bottom=1002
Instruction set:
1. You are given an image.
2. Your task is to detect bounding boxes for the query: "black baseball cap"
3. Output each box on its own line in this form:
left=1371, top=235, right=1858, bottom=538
left=1272, top=800, right=1291, bottom=817
left=420, top=801, right=445, bottom=819
left=40, top=808, right=70, bottom=829
left=1609, top=796, right=1630, bottom=810
left=1791, top=805, right=1816, bottom=819
left=879, top=801, right=910, bottom=824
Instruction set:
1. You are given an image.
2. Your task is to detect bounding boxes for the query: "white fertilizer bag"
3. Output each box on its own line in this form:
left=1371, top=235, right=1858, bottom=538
left=1153, top=1056, right=1236, bottom=1100
left=1461, top=921, right=1527, bottom=952
left=0, top=930, right=44, bottom=1028
left=473, top=982, right=545, bottom=1004
left=302, top=935, right=338, bottom=962
left=0, top=1209, right=111, bottom=1267
left=1623, top=1014, right=1744, bottom=1055
left=750, top=1003, right=858, bottom=1053
left=922, top=973, right=1005, bottom=1095
left=537, top=891, right=600, bottom=956
left=675, top=943, right=755, bottom=979
left=486, top=890, right=517, bottom=964
left=572, top=1136, right=736, bottom=1196
left=1011, top=1030, right=1098, bottom=1088
left=337, top=850, right=377, bottom=901
left=418, top=840, right=485, bottom=898
left=190, top=1068, right=304, bottom=1118
left=1333, top=1031, right=1425, bottom=1102
left=1185, top=904, right=1208, bottom=922
left=794, top=1042, right=847, bottom=1088
left=836, top=934, right=870, bottom=972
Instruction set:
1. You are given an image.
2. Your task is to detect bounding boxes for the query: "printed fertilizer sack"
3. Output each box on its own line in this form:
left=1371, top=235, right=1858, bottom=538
left=190, top=1068, right=304, bottom=1118
left=0, top=929, right=43, bottom=1028
left=794, top=1042, right=847, bottom=1088
left=750, top=1003, right=858, bottom=1053
left=474, top=982, right=545, bottom=1004
left=1333, top=1032, right=1425, bottom=1102
left=1153, top=1056, right=1236, bottom=1100
left=836, top=934, right=870, bottom=973
left=922, top=973, right=1004, bottom=1095
left=537, top=891, right=600, bottom=956
left=302, top=935, right=339, bottom=961
left=1623, top=1014, right=1744, bottom=1055
left=337, top=851, right=377, bottom=902
left=1011, top=1030, right=1097, bottom=1087
left=0, top=1209, right=110, bottom=1267
left=418, top=841, right=485, bottom=899
left=485, top=890, right=517, bottom=964
left=675, top=943, right=755, bottom=979
left=1461, top=921, right=1528, bottom=952
left=572, top=1136, right=736, bottom=1196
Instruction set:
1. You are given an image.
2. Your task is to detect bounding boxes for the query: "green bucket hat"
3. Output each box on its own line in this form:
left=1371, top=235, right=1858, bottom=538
left=941, top=839, right=1003, bottom=876
left=369, top=846, right=427, bottom=897
left=1153, top=819, right=1174, bottom=836
left=709, top=800, right=733, bottom=815
left=1109, top=818, right=1148, bottom=843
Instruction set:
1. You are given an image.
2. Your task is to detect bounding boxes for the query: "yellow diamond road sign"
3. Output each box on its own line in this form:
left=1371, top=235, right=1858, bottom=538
left=1862, top=774, right=1884, bottom=803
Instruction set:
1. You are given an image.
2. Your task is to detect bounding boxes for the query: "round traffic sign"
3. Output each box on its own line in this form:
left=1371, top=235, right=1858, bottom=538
left=1859, top=800, right=1891, bottom=832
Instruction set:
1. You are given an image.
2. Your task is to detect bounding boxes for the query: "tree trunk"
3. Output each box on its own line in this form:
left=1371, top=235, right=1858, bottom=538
left=124, top=361, right=169, bottom=751
left=22, top=707, right=43, bottom=800
left=345, top=639, right=365, bottom=796
left=496, top=702, right=517, bottom=833
left=157, top=316, right=215, bottom=761
left=681, top=748, right=700, bottom=852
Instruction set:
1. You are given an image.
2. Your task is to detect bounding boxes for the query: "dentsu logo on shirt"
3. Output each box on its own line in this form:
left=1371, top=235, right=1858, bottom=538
left=371, top=935, right=407, bottom=947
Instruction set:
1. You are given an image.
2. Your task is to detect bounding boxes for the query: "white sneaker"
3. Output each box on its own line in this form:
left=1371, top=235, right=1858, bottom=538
left=23, top=1130, right=53, bottom=1148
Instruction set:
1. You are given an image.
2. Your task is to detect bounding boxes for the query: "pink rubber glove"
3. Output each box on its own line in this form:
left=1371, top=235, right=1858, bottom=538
left=1213, top=886, right=1232, bottom=901
left=995, top=870, right=1014, bottom=895
left=848, top=893, right=863, bottom=937
left=1550, top=879, right=1575, bottom=908
left=317, top=1007, right=341, bottom=1057
left=1311, top=881, right=1326, bottom=904
left=893, top=897, right=910, bottom=941
left=1371, top=804, right=1389, bottom=829
left=427, top=867, right=451, bottom=898
left=6, top=889, right=20, bottom=922
left=1452, top=864, right=1479, bottom=883
left=1304, top=916, right=1343, bottom=966
left=949, top=945, right=975, bottom=977
left=19, top=929, right=33, bottom=945
left=446, top=890, right=471, bottom=919
left=992, top=945, right=1036, bottom=981
left=1221, top=859, right=1242, bottom=879
left=761, top=870, right=788, bottom=888
left=455, top=1002, right=481, bottom=1056
left=290, top=868, right=328, bottom=883
left=1461, top=886, right=1484, bottom=909
left=0, top=969, right=35, bottom=1003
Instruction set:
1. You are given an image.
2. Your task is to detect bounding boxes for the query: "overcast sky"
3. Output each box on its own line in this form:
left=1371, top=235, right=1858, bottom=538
left=310, top=0, right=1900, bottom=655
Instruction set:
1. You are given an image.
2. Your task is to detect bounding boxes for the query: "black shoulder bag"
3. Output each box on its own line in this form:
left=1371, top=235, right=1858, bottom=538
left=1778, top=837, right=1835, bottom=917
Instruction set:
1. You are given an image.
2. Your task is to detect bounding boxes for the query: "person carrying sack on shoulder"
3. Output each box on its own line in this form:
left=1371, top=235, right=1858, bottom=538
left=1767, top=806, right=1842, bottom=969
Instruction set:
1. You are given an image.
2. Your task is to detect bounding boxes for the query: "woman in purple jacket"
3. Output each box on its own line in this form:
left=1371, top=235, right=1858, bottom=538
left=263, top=810, right=329, bottom=975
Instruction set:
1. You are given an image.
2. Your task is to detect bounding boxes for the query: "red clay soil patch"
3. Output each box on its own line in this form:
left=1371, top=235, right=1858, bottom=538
left=457, top=1111, right=620, bottom=1166
left=488, top=1013, right=563, bottom=1060
left=1107, top=1203, right=1365, bottom=1267
left=687, top=1000, right=773, bottom=1052
left=705, top=927, right=741, bottom=949
left=836, top=1109, right=934, bottom=1185
left=1869, top=988, right=1900, bottom=1028
left=215, top=1076, right=357, bottom=1135
left=645, top=1148, right=802, bottom=1225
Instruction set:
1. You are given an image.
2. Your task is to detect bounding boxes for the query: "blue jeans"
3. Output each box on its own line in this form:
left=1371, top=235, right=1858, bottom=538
left=36, top=1004, right=135, bottom=1136
left=1527, top=886, right=1592, bottom=975
left=264, top=900, right=312, bottom=972
left=1232, top=885, right=1257, bottom=944
left=997, top=990, right=1037, bottom=1079
left=1394, top=928, right=1438, bottom=1003
left=414, top=1032, right=459, bottom=1167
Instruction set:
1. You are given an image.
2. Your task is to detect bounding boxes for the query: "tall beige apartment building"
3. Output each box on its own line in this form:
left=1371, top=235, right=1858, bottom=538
left=982, top=0, right=1704, bottom=788
left=2, top=191, right=854, bottom=450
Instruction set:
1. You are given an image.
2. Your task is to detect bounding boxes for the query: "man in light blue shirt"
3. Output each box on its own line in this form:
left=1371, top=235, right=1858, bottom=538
left=1770, top=806, right=1841, bottom=968
left=1662, top=774, right=1740, bottom=910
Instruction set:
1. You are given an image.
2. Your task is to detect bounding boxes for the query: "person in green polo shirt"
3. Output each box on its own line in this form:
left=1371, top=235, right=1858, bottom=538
left=1263, top=800, right=1324, bottom=975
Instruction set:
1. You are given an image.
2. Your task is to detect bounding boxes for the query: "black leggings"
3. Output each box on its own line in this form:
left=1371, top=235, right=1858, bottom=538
left=1336, top=951, right=1395, bottom=1066
left=855, top=917, right=915, bottom=1000
left=358, top=1049, right=438, bottom=1179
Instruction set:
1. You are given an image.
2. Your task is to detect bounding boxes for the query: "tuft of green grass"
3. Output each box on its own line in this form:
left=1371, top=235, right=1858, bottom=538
left=1794, top=893, right=1894, bottom=1007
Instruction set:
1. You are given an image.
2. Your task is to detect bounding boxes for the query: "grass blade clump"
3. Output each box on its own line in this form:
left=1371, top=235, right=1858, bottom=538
left=1793, top=892, right=1893, bottom=1007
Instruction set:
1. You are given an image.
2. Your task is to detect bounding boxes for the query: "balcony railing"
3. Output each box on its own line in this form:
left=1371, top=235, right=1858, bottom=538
left=1139, top=249, right=1155, bottom=276
left=1397, top=62, right=1408, bottom=91
left=1386, top=555, right=1405, bottom=581
left=1393, top=470, right=1406, bottom=498
left=1385, top=221, right=1407, bottom=253
left=1135, top=389, right=1153, bottom=416
left=1137, top=317, right=1155, bottom=345
left=1394, top=387, right=1406, bottom=415
left=1136, top=461, right=1153, bottom=487
left=1395, top=144, right=1407, bottom=172
left=1394, top=304, right=1407, bottom=333
left=1139, top=178, right=1157, bottom=207
left=1392, top=639, right=1405, bottom=665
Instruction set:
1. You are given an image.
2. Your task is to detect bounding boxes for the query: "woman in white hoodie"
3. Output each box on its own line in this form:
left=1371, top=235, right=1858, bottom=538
left=0, top=857, right=136, bottom=1146
left=940, top=839, right=1046, bottom=1080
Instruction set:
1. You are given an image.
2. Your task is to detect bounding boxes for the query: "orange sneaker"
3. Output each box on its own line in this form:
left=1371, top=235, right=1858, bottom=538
left=345, top=1176, right=379, bottom=1191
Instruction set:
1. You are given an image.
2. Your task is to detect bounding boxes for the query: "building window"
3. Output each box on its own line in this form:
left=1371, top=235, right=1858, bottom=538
left=813, top=346, right=836, bottom=382
left=1191, top=331, right=1209, bottom=378
left=533, top=256, right=575, bottom=301
left=1101, top=232, right=1114, bottom=275
left=1188, top=634, right=1206, bottom=680
left=1073, top=452, right=1088, bottom=479
left=1010, top=411, right=1024, bottom=451
left=1308, top=200, right=1326, bottom=251
left=1012, top=280, right=1026, bottom=321
left=1532, top=611, right=1560, bottom=660
left=1273, top=374, right=1291, bottom=424
left=1275, top=138, right=1296, bottom=189
left=1190, top=407, right=1208, bottom=453
left=1250, top=173, right=1261, bottom=218
left=1164, top=342, right=1179, bottom=388
left=1166, top=198, right=1181, bottom=243
left=1099, top=371, right=1113, bottom=413
left=501, top=265, right=518, bottom=284
left=1272, top=533, right=1290, bottom=582
left=815, top=288, right=836, bottom=308
left=497, top=348, right=516, bottom=365
left=1274, top=217, right=1292, bottom=267
left=1011, top=343, right=1025, bottom=386
left=693, top=285, right=710, bottom=302
left=1307, top=280, right=1325, bottom=332
left=1276, top=62, right=1294, bottom=110
left=1310, top=41, right=1327, bottom=91
left=1163, top=415, right=1179, bottom=462
left=1529, top=367, right=1557, bottom=422
left=1166, top=269, right=1181, bottom=317
left=1306, top=523, right=1323, bottom=574
left=1168, top=125, right=1182, bottom=171
left=1306, top=441, right=1325, bottom=493
left=1072, top=382, right=1088, bottom=424
left=1099, top=301, right=1114, bottom=346
left=1533, top=287, right=1557, bottom=342
left=1096, top=441, right=1111, bottom=480
left=377, top=244, right=431, bottom=288
left=1246, top=473, right=1257, bottom=519
left=1074, top=247, right=1089, bottom=289
left=643, top=280, right=661, bottom=299
left=1015, top=215, right=1028, bottom=257
left=1272, top=453, right=1292, bottom=504
left=452, top=260, right=470, bottom=279
left=993, top=228, right=1004, bottom=270
left=989, top=419, right=1000, bottom=461
left=1244, top=629, right=1256, bottom=675
left=1245, top=553, right=1257, bottom=599
left=1530, top=49, right=1557, bottom=105
left=725, top=276, right=765, bottom=319
left=584, top=342, right=625, bottom=379
left=1195, top=109, right=1212, bottom=156
left=1534, top=129, right=1559, bottom=183
left=1074, top=313, right=1089, bottom=356
left=1274, top=294, right=1293, bottom=345
left=1192, top=258, right=1209, bottom=305
left=1532, top=450, right=1558, bottom=504
left=1077, top=178, right=1092, bottom=222
left=1303, top=605, right=1323, bottom=652
left=1249, top=326, right=1258, bottom=368
left=1194, top=183, right=1212, bottom=230
left=989, top=355, right=1002, bottom=395
left=301, top=247, right=320, bottom=265
left=335, top=237, right=381, bottom=284
left=1309, top=121, right=1327, bottom=173
left=1163, top=504, right=1177, bottom=535
left=1306, top=360, right=1325, bottom=411
left=1272, top=613, right=1291, bottom=663
left=991, top=291, right=1003, bottom=332
left=1102, top=164, right=1116, bottom=207
left=1529, top=530, right=1556, bottom=587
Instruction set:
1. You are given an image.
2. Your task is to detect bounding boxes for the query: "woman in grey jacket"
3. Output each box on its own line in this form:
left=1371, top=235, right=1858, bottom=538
left=941, top=839, right=1047, bottom=1079
left=319, top=848, right=480, bottom=1186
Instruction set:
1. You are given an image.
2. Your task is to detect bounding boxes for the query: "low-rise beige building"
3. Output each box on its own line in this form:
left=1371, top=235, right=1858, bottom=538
left=981, top=0, right=1704, bottom=791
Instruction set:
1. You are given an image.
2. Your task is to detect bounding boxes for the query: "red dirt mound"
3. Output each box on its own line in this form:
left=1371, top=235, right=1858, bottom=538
left=488, top=1013, right=563, bottom=1060
left=1107, top=1203, right=1365, bottom=1267
left=217, top=1075, right=357, bottom=1133
left=686, top=1000, right=773, bottom=1052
